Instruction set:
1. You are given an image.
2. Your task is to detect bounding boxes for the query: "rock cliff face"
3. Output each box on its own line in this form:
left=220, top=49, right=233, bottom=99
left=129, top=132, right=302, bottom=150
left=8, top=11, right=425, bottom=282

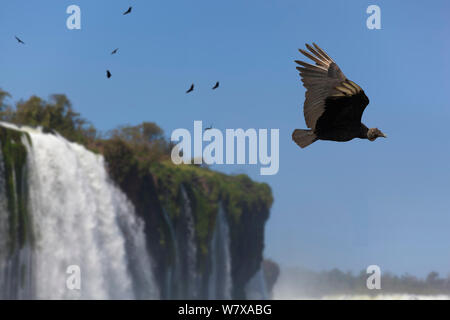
left=0, top=127, right=33, bottom=299
left=0, top=125, right=273, bottom=299
left=104, top=139, right=273, bottom=299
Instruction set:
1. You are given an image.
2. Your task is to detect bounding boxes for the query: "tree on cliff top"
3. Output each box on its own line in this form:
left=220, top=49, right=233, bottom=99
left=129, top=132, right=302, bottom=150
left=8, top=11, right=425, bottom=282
left=106, top=122, right=172, bottom=163
left=0, top=89, right=172, bottom=164
left=0, top=89, right=96, bottom=144
left=108, top=122, right=164, bottom=144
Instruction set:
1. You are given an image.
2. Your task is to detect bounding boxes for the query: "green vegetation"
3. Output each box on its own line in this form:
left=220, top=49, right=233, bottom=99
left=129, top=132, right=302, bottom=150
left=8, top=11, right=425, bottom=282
left=0, top=126, right=33, bottom=253
left=0, top=88, right=273, bottom=285
left=0, top=89, right=96, bottom=145
left=151, top=161, right=272, bottom=261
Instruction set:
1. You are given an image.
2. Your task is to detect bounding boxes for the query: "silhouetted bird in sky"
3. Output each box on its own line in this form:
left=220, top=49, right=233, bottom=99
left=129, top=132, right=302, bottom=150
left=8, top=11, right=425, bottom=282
left=205, top=125, right=213, bottom=131
left=111, top=48, right=119, bottom=55
left=123, top=7, right=132, bottom=15
left=15, top=36, right=25, bottom=44
left=106, top=70, right=112, bottom=79
left=186, top=84, right=194, bottom=93
left=292, top=43, right=386, bottom=149
left=212, top=82, right=219, bottom=90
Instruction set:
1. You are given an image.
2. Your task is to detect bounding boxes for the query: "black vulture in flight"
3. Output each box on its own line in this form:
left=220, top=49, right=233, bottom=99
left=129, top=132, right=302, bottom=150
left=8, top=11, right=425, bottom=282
left=123, top=7, right=132, bottom=15
left=186, top=84, right=194, bottom=93
left=106, top=70, right=112, bottom=79
left=15, top=36, right=25, bottom=44
left=292, top=43, right=386, bottom=149
left=212, top=82, right=220, bottom=90
left=111, top=48, right=119, bottom=55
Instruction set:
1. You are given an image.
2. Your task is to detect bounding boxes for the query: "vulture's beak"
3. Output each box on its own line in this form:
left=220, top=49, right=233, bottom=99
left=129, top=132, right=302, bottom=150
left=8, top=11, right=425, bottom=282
left=381, top=133, right=387, bottom=138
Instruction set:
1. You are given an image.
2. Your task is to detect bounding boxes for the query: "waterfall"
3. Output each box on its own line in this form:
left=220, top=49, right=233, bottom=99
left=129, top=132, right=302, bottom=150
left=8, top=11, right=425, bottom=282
left=0, top=124, right=158, bottom=299
left=179, top=185, right=199, bottom=299
left=163, top=191, right=232, bottom=300
left=161, top=207, right=180, bottom=299
left=0, top=136, right=34, bottom=299
left=208, top=204, right=232, bottom=300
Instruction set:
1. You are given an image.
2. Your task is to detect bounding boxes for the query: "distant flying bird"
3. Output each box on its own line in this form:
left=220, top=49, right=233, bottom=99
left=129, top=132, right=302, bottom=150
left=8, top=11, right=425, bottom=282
left=186, top=84, right=194, bottom=93
left=111, top=48, right=119, bottom=55
left=212, top=82, right=220, bottom=90
left=205, top=125, right=213, bottom=131
left=292, top=43, right=386, bottom=149
left=15, top=36, right=25, bottom=44
left=106, top=70, right=112, bottom=78
left=123, top=6, right=132, bottom=15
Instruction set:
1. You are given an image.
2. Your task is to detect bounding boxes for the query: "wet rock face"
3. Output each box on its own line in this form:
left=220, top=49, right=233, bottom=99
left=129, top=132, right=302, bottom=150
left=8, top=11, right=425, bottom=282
left=116, top=176, right=271, bottom=299
left=105, top=145, right=273, bottom=300
left=262, top=259, right=280, bottom=298
left=0, top=125, right=273, bottom=300
left=0, top=128, right=33, bottom=299
left=229, top=204, right=270, bottom=299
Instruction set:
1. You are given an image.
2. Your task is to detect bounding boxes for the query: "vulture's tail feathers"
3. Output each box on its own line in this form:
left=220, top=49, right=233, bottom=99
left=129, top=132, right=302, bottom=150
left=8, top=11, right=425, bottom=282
left=292, top=129, right=317, bottom=149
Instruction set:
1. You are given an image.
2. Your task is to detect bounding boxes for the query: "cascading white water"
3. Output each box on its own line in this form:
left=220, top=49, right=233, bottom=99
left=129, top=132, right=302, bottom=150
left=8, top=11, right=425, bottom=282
left=0, top=124, right=158, bottom=299
left=208, top=204, right=232, bottom=300
left=161, top=207, right=181, bottom=299
left=180, top=186, right=199, bottom=299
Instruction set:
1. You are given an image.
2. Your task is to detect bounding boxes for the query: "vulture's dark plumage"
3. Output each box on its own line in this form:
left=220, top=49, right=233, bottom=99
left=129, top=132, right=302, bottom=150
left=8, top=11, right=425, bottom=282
left=15, top=36, right=25, bottom=44
left=186, top=84, right=194, bottom=93
left=292, top=43, right=386, bottom=149
left=123, top=7, right=132, bottom=15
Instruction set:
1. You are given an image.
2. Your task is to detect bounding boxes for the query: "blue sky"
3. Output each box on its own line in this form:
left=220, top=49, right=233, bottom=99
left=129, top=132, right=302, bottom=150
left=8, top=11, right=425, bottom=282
left=1, top=0, right=450, bottom=277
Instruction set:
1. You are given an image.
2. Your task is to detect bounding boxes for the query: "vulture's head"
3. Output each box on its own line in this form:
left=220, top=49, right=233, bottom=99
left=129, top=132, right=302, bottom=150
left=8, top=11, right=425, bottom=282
left=367, top=128, right=387, bottom=141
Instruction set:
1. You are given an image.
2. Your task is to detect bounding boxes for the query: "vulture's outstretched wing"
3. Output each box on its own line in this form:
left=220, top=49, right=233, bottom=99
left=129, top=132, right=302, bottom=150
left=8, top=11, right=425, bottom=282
left=295, top=43, right=369, bottom=130
left=318, top=83, right=369, bottom=131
